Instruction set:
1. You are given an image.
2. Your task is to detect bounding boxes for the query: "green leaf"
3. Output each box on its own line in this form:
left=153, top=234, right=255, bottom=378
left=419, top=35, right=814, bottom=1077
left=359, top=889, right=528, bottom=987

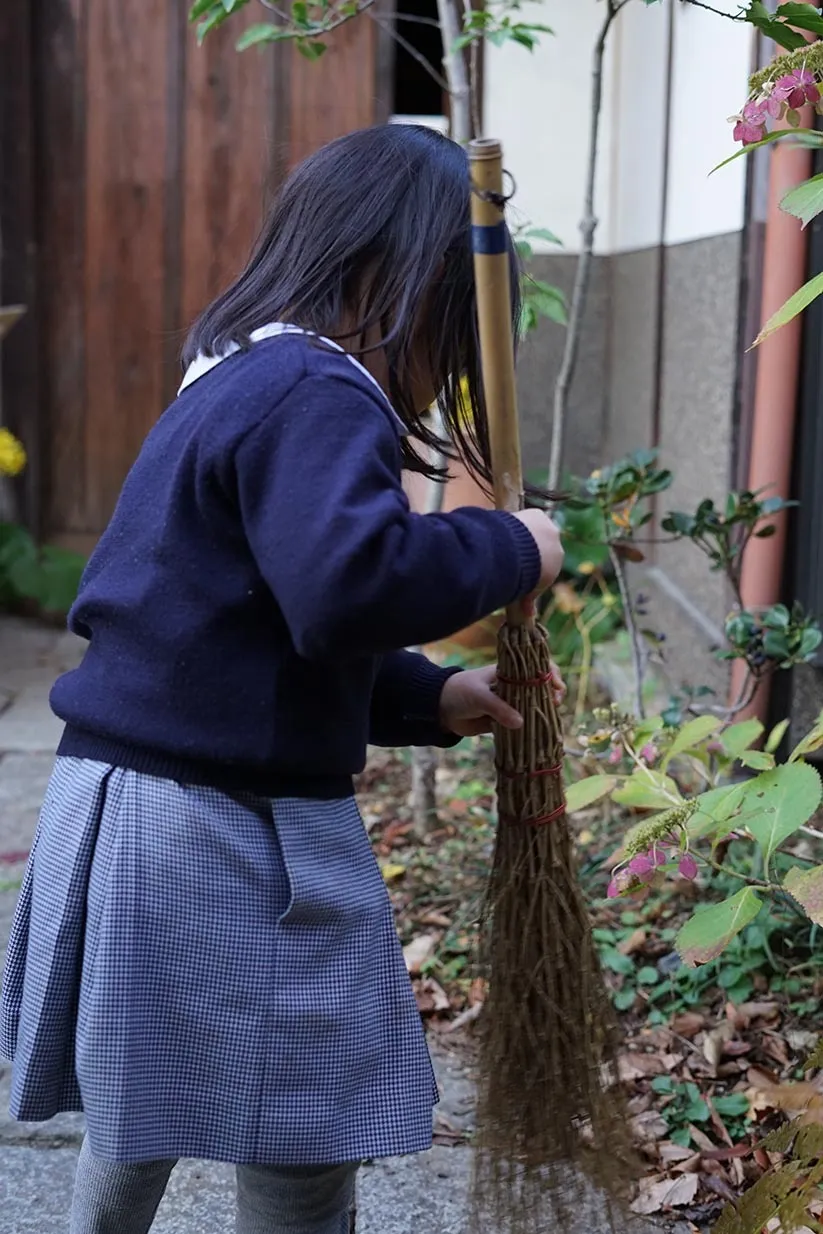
left=752, top=269, right=823, bottom=348
left=197, top=4, right=231, bottom=39
left=719, top=965, right=746, bottom=989
left=763, top=630, right=790, bottom=660
left=612, top=767, right=682, bottom=811
left=763, top=603, right=790, bottom=630
left=524, top=227, right=562, bottom=246
left=711, top=127, right=823, bottom=174
left=739, top=749, right=776, bottom=772
left=721, top=718, right=764, bottom=759
left=783, top=865, right=823, bottom=926
left=725, top=978, right=754, bottom=1004
left=775, top=3, right=823, bottom=36
left=685, top=1098, right=711, bottom=1122
left=613, top=987, right=636, bottom=1011
left=601, top=948, right=635, bottom=976
left=296, top=38, right=326, bottom=59
left=766, top=718, right=790, bottom=754
left=669, top=1127, right=692, bottom=1148
left=689, top=782, right=746, bottom=838
left=236, top=21, right=286, bottom=48
left=789, top=710, right=823, bottom=762
left=651, top=1075, right=675, bottom=1094
left=781, top=174, right=823, bottom=229
left=746, top=1, right=807, bottom=48
left=676, top=888, right=763, bottom=968
left=636, top=966, right=659, bottom=986
left=713, top=1092, right=751, bottom=1118
left=800, top=627, right=823, bottom=659
left=189, top=0, right=220, bottom=19
left=565, top=775, right=617, bottom=814
left=742, top=763, right=823, bottom=873
left=664, top=715, right=722, bottom=765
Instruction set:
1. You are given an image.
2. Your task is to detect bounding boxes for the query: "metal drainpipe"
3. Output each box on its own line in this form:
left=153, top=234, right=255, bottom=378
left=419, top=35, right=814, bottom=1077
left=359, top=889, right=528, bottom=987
left=729, top=56, right=814, bottom=723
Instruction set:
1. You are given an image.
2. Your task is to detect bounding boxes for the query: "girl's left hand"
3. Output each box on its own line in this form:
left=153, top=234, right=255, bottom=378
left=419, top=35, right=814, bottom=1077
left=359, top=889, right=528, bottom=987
left=439, top=664, right=566, bottom=738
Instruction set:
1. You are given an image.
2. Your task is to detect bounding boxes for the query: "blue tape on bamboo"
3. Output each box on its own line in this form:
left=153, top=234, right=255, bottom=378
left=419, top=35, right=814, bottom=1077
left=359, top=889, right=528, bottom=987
left=471, top=222, right=508, bottom=255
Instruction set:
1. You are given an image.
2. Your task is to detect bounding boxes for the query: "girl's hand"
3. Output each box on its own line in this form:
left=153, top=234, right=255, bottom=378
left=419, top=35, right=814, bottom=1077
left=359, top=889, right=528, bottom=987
left=513, top=509, right=564, bottom=595
left=439, top=664, right=566, bottom=738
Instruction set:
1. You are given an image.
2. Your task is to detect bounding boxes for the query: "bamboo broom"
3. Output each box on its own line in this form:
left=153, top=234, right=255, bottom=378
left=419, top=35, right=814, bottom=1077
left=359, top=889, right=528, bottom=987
left=469, top=138, right=637, bottom=1233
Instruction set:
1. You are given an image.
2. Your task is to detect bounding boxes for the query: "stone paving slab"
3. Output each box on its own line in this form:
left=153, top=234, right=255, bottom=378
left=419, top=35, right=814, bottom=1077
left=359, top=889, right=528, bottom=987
left=0, top=1144, right=668, bottom=1234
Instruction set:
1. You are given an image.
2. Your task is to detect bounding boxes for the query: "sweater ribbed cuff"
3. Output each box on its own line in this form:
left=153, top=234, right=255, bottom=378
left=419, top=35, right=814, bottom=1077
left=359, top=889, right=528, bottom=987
left=400, top=654, right=463, bottom=724
left=498, top=511, right=543, bottom=600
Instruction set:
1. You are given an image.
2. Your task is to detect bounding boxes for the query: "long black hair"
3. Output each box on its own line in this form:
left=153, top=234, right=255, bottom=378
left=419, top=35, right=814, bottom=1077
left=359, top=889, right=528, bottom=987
left=183, top=123, right=521, bottom=487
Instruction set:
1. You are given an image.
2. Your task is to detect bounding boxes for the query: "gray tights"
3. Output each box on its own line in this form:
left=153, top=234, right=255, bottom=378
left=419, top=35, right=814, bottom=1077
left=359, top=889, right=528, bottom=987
left=69, top=1136, right=358, bottom=1234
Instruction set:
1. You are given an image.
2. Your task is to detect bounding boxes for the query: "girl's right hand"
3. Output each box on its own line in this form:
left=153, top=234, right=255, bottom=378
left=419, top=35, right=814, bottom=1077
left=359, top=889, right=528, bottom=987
left=512, top=508, right=564, bottom=597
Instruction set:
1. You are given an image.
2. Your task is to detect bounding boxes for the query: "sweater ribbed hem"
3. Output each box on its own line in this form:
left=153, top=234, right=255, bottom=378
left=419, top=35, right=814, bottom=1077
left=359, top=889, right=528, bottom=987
left=56, top=726, right=354, bottom=801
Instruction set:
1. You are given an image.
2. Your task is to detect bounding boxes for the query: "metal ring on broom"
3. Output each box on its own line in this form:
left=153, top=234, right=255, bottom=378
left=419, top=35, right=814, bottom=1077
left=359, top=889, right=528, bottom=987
left=468, top=138, right=638, bottom=1234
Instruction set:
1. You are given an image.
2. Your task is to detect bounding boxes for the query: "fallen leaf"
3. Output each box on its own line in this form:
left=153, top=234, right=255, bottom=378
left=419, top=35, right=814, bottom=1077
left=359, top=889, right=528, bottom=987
left=413, top=976, right=450, bottom=1015
left=701, top=1173, right=738, bottom=1204
left=659, top=1141, right=697, bottom=1166
left=706, top=1097, right=734, bottom=1147
left=787, top=1030, right=819, bottom=1054
left=748, top=1066, right=780, bottom=1089
left=670, top=1152, right=702, bottom=1175
left=419, top=910, right=451, bottom=929
left=446, top=1002, right=483, bottom=1033
left=381, top=863, right=406, bottom=882
left=468, top=977, right=486, bottom=1006
left=689, top=1124, right=716, bottom=1152
left=632, top=1110, right=669, bottom=1142
left=619, top=1052, right=668, bottom=1081
left=703, top=1023, right=735, bottom=1071
left=733, top=1000, right=780, bottom=1027
left=377, top=820, right=415, bottom=852
left=672, top=1012, right=707, bottom=1038
left=403, top=933, right=439, bottom=974
left=631, top=1173, right=699, bottom=1214
left=618, top=927, right=647, bottom=956
left=760, top=1033, right=791, bottom=1069
left=722, top=1041, right=753, bottom=1058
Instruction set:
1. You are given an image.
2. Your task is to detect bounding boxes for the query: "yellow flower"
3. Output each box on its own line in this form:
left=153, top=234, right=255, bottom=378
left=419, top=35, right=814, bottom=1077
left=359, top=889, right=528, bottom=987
left=0, top=428, right=26, bottom=477
left=610, top=496, right=636, bottom=530
left=590, top=468, right=602, bottom=480
left=553, top=581, right=584, bottom=614
left=577, top=560, right=596, bottom=576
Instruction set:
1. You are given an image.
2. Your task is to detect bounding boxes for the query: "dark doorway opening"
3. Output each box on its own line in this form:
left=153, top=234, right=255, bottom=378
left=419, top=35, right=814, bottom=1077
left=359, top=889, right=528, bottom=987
left=392, top=0, right=444, bottom=118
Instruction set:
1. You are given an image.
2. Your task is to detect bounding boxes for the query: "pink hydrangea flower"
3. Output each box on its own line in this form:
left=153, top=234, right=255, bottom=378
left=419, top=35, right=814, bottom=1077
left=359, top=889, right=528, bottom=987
left=608, top=746, right=623, bottom=766
left=773, top=69, right=820, bottom=109
left=733, top=100, right=767, bottom=146
left=640, top=743, right=657, bottom=766
left=678, top=853, right=698, bottom=880
left=629, top=853, right=653, bottom=876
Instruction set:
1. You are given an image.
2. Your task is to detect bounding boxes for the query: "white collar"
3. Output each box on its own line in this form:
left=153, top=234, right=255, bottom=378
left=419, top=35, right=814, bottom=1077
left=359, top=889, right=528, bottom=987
left=178, top=322, right=406, bottom=434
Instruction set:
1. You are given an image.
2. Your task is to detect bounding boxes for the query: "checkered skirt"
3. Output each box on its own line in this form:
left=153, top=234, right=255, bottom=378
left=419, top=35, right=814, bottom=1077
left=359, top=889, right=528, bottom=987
left=0, top=757, right=437, bottom=1164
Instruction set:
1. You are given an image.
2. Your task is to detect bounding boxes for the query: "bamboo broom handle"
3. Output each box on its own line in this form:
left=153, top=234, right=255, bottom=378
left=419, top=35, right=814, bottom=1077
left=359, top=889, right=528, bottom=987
left=469, top=139, right=530, bottom=629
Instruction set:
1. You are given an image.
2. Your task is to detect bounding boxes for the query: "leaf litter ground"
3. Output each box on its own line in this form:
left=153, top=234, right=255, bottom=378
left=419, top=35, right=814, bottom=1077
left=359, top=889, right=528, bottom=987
left=358, top=738, right=823, bottom=1227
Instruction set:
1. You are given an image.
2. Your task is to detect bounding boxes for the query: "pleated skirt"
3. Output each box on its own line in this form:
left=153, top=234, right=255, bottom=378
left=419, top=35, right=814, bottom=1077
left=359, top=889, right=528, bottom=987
left=0, top=757, right=437, bottom=1164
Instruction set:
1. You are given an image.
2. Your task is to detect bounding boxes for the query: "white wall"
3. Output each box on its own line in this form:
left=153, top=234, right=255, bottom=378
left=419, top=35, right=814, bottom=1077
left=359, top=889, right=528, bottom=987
left=482, top=0, right=616, bottom=253
left=664, top=0, right=751, bottom=246
left=483, top=0, right=753, bottom=255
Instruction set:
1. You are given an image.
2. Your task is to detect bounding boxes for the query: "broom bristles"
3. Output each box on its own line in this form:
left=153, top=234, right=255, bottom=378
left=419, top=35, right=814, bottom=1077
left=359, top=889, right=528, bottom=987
left=472, top=623, right=638, bottom=1233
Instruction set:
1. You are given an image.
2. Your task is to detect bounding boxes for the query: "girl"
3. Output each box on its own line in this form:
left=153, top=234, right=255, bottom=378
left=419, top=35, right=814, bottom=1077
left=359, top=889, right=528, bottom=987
left=0, top=124, right=563, bottom=1234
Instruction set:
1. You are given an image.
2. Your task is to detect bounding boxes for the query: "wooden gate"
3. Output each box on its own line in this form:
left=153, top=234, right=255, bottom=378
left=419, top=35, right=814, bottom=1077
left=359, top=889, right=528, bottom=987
left=1, top=0, right=392, bottom=551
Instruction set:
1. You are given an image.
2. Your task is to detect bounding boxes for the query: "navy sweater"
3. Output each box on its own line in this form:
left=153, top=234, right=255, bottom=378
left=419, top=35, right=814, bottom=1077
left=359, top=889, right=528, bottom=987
left=52, top=334, right=541, bottom=798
